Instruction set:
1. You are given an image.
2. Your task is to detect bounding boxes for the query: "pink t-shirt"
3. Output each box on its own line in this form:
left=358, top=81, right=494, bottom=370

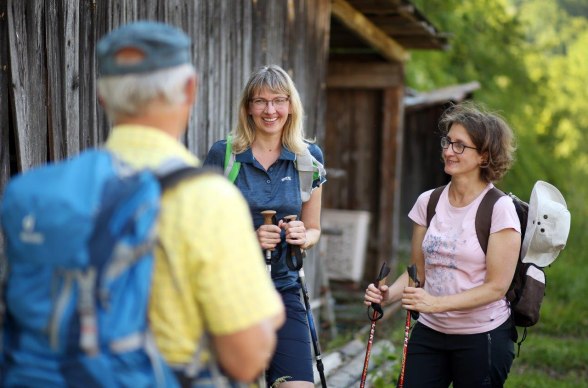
left=408, top=182, right=521, bottom=334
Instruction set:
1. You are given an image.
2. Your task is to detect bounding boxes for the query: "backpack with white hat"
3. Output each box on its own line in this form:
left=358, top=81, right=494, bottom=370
left=427, top=180, right=571, bottom=354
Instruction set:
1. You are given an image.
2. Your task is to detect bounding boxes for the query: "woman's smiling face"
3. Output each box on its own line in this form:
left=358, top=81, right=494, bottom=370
left=248, top=88, right=291, bottom=136
left=442, top=123, right=484, bottom=178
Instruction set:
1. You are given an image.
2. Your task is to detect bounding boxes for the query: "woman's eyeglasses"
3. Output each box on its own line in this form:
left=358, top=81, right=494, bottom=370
left=440, top=137, right=478, bottom=154
left=250, top=97, right=290, bottom=110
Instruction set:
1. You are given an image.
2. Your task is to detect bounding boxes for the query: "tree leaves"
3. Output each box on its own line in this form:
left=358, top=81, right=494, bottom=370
left=408, top=0, right=588, bottom=217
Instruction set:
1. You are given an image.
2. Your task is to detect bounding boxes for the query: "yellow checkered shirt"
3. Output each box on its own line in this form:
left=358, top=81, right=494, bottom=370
left=105, top=125, right=283, bottom=364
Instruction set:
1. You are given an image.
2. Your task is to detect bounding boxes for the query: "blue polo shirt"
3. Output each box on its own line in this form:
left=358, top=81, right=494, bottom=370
left=204, top=139, right=326, bottom=291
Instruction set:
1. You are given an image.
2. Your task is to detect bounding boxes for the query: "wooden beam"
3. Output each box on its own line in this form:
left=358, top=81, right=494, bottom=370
left=331, top=0, right=409, bottom=63
left=327, top=61, right=402, bottom=88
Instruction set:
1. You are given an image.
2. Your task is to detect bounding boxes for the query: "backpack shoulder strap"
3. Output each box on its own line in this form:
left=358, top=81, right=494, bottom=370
left=475, top=187, right=505, bottom=254
left=295, top=145, right=326, bottom=203
left=296, top=147, right=315, bottom=203
left=158, top=166, right=210, bottom=191
left=223, top=135, right=240, bottom=183
left=426, top=185, right=447, bottom=227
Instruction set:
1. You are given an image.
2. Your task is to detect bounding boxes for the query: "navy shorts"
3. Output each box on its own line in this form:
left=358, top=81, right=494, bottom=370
left=266, top=288, right=313, bottom=385
left=404, top=320, right=516, bottom=387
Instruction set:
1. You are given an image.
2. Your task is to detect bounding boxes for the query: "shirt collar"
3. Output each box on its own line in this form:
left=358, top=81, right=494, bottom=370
left=235, top=146, right=296, bottom=163
left=105, top=124, right=199, bottom=167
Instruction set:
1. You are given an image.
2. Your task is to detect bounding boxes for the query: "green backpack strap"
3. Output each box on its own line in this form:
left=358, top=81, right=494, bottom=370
left=224, top=137, right=325, bottom=201
left=224, top=135, right=240, bottom=183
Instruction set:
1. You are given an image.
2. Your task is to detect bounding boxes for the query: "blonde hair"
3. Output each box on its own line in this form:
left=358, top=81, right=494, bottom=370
left=439, top=101, right=517, bottom=182
left=232, top=65, right=311, bottom=154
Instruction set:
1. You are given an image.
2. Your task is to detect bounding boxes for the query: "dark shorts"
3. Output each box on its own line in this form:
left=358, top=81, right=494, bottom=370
left=404, top=320, right=516, bottom=388
left=266, top=288, right=313, bottom=385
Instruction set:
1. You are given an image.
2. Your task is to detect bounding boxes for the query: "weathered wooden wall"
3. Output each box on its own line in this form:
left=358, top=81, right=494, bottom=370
left=1, top=1, right=10, bottom=191
left=399, top=106, right=449, bottom=244
left=324, top=61, right=405, bottom=283
left=0, top=0, right=331, bottom=281
left=0, top=0, right=330, bottom=176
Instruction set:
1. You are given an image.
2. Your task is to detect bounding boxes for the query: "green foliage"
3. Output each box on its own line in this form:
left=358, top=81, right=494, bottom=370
left=409, top=0, right=588, bottom=215
left=506, top=333, right=588, bottom=386
left=409, top=0, right=538, bottom=115
left=324, top=329, right=355, bottom=352
left=368, top=342, right=400, bottom=387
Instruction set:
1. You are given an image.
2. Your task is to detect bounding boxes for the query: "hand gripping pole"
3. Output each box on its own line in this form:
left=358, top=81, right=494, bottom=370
left=260, top=210, right=277, bottom=272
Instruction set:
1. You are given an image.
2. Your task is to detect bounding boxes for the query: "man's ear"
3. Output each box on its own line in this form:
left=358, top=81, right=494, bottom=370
left=185, top=74, right=198, bottom=106
left=97, top=94, right=105, bottom=107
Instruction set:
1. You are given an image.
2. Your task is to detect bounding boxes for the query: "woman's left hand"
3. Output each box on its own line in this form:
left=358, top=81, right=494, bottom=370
left=279, top=219, right=307, bottom=247
left=401, top=286, right=438, bottom=314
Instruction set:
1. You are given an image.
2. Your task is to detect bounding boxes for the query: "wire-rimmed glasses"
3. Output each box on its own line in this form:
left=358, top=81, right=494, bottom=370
left=250, top=96, right=290, bottom=110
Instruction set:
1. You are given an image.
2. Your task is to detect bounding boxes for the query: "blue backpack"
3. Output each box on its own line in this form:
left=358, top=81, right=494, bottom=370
left=0, top=149, right=200, bottom=387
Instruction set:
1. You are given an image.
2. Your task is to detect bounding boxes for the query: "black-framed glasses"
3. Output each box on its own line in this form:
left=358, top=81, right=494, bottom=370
left=440, top=137, right=478, bottom=154
left=250, top=96, right=290, bottom=110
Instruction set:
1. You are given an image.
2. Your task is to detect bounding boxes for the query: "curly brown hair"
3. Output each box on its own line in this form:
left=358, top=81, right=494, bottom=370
left=439, top=102, right=517, bottom=183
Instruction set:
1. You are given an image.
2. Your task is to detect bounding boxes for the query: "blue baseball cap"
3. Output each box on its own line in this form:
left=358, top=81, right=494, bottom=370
left=97, top=21, right=191, bottom=76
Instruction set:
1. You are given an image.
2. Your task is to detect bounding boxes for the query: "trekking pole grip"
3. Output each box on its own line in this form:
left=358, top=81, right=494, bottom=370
left=261, top=210, right=276, bottom=271
left=283, top=215, right=305, bottom=271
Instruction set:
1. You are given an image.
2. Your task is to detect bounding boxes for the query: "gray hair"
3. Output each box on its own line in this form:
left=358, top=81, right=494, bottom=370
left=97, top=64, right=196, bottom=120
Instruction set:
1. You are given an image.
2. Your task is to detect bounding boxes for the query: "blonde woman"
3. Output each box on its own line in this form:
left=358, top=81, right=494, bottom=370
left=204, top=65, right=326, bottom=387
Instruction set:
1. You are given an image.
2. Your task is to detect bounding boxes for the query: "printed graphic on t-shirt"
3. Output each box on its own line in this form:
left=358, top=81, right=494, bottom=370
left=423, top=225, right=461, bottom=296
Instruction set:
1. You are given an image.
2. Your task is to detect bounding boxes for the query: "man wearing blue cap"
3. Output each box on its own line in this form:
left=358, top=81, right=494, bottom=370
left=97, top=21, right=285, bottom=385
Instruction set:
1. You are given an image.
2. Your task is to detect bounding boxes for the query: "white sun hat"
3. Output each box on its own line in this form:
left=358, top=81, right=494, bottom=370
left=521, top=181, right=571, bottom=267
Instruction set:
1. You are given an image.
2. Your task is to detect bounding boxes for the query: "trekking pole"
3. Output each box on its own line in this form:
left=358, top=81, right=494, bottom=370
left=283, top=215, right=327, bottom=388
left=261, top=210, right=277, bottom=272
left=397, top=264, right=420, bottom=388
left=360, top=261, right=390, bottom=388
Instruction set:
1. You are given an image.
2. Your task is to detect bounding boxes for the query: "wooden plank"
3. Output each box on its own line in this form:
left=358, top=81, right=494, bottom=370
left=62, top=0, right=80, bottom=155
left=186, top=0, right=205, bottom=155
left=1, top=0, right=10, bottom=190
left=330, top=0, right=409, bottom=63
left=353, top=91, right=380, bottom=282
left=298, top=0, right=330, bottom=140
left=45, top=0, right=64, bottom=160
left=8, top=0, right=48, bottom=171
left=327, top=61, right=402, bottom=89
left=378, top=85, right=405, bottom=274
left=343, top=0, right=404, bottom=10
left=352, top=91, right=379, bottom=211
left=324, top=89, right=353, bottom=209
left=46, top=0, right=80, bottom=160
left=79, top=0, right=100, bottom=149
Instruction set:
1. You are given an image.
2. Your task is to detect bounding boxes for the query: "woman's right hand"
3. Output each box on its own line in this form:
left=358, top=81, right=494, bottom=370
left=256, top=224, right=282, bottom=250
left=364, top=282, right=389, bottom=307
